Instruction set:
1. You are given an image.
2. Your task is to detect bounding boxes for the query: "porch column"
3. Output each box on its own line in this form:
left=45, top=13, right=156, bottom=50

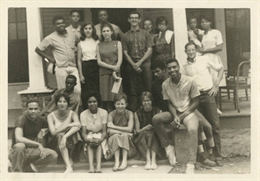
left=173, top=8, right=188, bottom=73
left=18, top=7, right=52, bottom=94
left=18, top=7, right=54, bottom=111
left=215, top=9, right=228, bottom=70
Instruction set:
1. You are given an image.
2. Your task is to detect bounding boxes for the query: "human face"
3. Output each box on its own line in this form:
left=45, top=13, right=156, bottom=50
left=128, top=14, right=141, bottom=27
left=65, top=78, right=76, bottom=92
left=88, top=96, right=98, bottom=113
left=185, top=44, right=197, bottom=60
left=153, top=67, right=165, bottom=80
left=27, top=102, right=40, bottom=120
left=102, top=27, right=112, bottom=41
left=84, top=25, right=93, bottom=38
left=189, top=18, right=197, bottom=30
left=144, top=20, right=152, bottom=32
left=54, top=19, right=66, bottom=33
left=201, top=18, right=211, bottom=30
left=70, top=12, right=80, bottom=23
left=167, top=62, right=180, bottom=80
left=98, top=10, right=108, bottom=23
left=57, top=97, right=68, bottom=111
left=114, top=99, right=127, bottom=113
left=142, top=96, right=152, bottom=110
left=158, top=21, right=167, bottom=32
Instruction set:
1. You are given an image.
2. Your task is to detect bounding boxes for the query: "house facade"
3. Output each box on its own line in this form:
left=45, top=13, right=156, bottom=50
left=8, top=8, right=250, bottom=112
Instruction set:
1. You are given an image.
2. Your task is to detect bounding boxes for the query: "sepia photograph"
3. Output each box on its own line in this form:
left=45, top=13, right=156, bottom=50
left=1, top=0, right=258, bottom=180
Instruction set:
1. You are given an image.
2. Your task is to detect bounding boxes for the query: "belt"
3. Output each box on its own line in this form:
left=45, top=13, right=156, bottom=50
left=200, top=89, right=211, bottom=95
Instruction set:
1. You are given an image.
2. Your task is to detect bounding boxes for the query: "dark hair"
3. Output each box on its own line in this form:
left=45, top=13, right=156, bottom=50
left=156, top=16, right=168, bottom=26
left=52, top=15, right=64, bottom=25
left=185, top=41, right=197, bottom=50
left=143, top=18, right=153, bottom=25
left=114, top=93, right=128, bottom=104
left=128, top=11, right=141, bottom=19
left=151, top=60, right=166, bottom=70
left=54, top=93, right=70, bottom=107
left=100, top=23, right=116, bottom=42
left=165, top=58, right=179, bottom=67
left=26, top=98, right=40, bottom=107
left=85, top=91, right=101, bottom=109
left=200, top=14, right=213, bottom=25
left=80, top=23, right=98, bottom=41
left=188, top=16, right=198, bottom=23
left=140, top=91, right=153, bottom=105
left=70, top=9, right=81, bottom=16
left=98, top=9, right=108, bottom=15
left=66, top=75, right=77, bottom=83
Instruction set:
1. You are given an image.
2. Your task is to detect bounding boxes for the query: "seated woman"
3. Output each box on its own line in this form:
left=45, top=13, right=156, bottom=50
left=46, top=93, right=81, bottom=173
left=134, top=91, right=165, bottom=170
left=80, top=92, right=108, bottom=173
left=107, top=93, right=137, bottom=172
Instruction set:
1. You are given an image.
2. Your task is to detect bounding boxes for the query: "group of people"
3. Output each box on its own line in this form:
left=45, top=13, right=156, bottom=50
left=9, top=9, right=226, bottom=174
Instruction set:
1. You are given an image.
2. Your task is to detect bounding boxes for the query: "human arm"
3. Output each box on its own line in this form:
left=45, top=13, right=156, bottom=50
left=47, top=113, right=71, bottom=136
left=96, top=44, right=119, bottom=71
left=107, top=112, right=134, bottom=133
left=198, top=43, right=223, bottom=54
left=134, top=112, right=153, bottom=134
left=123, top=50, right=141, bottom=72
left=35, top=47, right=56, bottom=64
left=15, top=127, right=47, bottom=159
left=39, top=97, right=55, bottom=117
left=208, top=64, right=224, bottom=97
left=170, top=33, right=175, bottom=59
left=77, top=43, right=85, bottom=83
left=135, top=47, right=153, bottom=68
left=168, top=101, right=181, bottom=128
left=193, top=29, right=203, bottom=42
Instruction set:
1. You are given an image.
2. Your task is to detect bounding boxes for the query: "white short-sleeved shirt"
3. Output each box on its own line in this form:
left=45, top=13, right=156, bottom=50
left=201, top=29, right=223, bottom=50
left=162, top=75, right=200, bottom=113
left=78, top=38, right=99, bottom=61
left=80, top=108, right=108, bottom=133
left=183, top=55, right=222, bottom=91
left=37, top=31, right=79, bottom=67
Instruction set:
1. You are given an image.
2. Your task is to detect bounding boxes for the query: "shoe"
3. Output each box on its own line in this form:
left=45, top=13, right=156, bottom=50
left=202, top=159, right=216, bottom=167
left=118, top=165, right=128, bottom=171
left=165, top=145, right=176, bottom=166
left=112, top=166, right=119, bottom=172
left=186, top=163, right=195, bottom=174
left=215, top=160, right=224, bottom=167
left=95, top=170, right=102, bottom=173
left=30, top=163, right=38, bottom=172
left=217, top=108, right=222, bottom=115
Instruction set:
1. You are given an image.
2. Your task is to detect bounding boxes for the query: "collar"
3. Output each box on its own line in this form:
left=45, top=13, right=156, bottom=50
left=56, top=30, right=68, bottom=37
left=25, top=113, right=38, bottom=122
left=130, top=27, right=140, bottom=32
left=69, top=24, right=81, bottom=32
left=187, top=57, right=196, bottom=64
left=170, top=74, right=182, bottom=86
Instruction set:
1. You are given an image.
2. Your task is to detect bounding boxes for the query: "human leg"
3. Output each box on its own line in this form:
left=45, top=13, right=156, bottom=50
left=150, top=150, right=158, bottom=170
left=69, top=66, right=81, bottom=93
left=87, top=145, right=94, bottom=173
left=140, top=60, right=152, bottom=92
left=96, top=145, right=102, bottom=172
left=9, top=143, right=26, bottom=172
left=113, top=149, right=120, bottom=171
left=127, top=64, right=139, bottom=112
left=145, top=149, right=151, bottom=170
left=199, top=94, right=222, bottom=161
left=119, top=148, right=128, bottom=171
left=55, top=67, right=68, bottom=89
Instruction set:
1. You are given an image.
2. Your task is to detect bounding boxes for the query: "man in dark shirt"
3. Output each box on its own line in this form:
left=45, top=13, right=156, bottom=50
left=9, top=100, right=57, bottom=172
left=122, top=11, right=154, bottom=112
left=151, top=60, right=168, bottom=112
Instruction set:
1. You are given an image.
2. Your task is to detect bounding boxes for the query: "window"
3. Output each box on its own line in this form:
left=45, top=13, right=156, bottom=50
left=8, top=8, right=27, bottom=40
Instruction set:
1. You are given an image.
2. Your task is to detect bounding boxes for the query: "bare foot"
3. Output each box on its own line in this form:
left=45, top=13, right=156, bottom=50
left=89, top=166, right=95, bottom=173
left=69, top=158, right=74, bottom=166
left=150, top=162, right=158, bottom=170
left=144, top=163, right=151, bottom=170
left=64, top=166, right=73, bottom=173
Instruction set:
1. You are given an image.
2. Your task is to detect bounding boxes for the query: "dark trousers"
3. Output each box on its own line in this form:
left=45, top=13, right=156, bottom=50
left=9, top=143, right=57, bottom=172
left=81, top=60, right=99, bottom=110
left=198, top=93, right=222, bottom=160
left=127, top=60, right=152, bottom=112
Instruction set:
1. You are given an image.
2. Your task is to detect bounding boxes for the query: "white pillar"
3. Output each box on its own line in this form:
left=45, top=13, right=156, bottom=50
left=18, top=7, right=52, bottom=94
left=215, top=9, right=228, bottom=70
left=173, top=8, right=188, bottom=74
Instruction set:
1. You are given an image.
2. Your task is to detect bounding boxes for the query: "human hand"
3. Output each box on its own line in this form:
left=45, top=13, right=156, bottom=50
left=38, top=144, right=47, bottom=159
left=208, top=86, right=218, bottom=97
left=80, top=75, right=85, bottom=84
left=113, top=65, right=120, bottom=72
left=59, top=137, right=67, bottom=151
left=197, top=46, right=204, bottom=53
left=170, top=116, right=181, bottom=129
left=193, top=29, right=199, bottom=35
left=112, top=72, right=120, bottom=81
left=145, top=124, right=153, bottom=130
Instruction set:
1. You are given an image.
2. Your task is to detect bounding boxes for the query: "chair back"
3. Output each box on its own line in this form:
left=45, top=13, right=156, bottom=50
left=236, top=61, right=250, bottom=85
